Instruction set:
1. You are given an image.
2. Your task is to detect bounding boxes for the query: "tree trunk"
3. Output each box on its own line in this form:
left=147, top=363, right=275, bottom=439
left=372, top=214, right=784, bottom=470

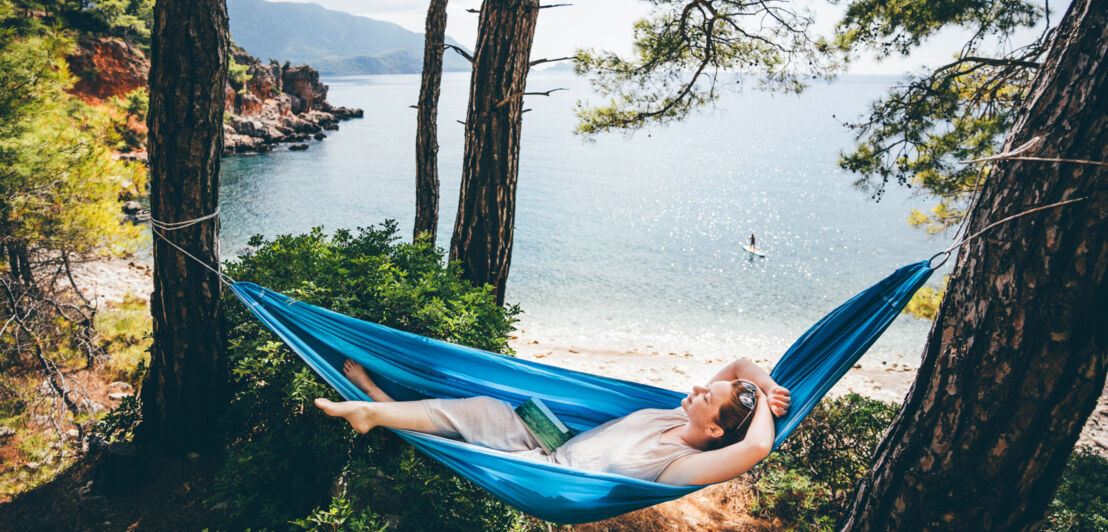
left=449, top=0, right=539, bottom=306
left=414, top=0, right=448, bottom=243
left=3, top=241, right=34, bottom=286
left=843, top=0, right=1108, bottom=529
left=139, top=0, right=229, bottom=455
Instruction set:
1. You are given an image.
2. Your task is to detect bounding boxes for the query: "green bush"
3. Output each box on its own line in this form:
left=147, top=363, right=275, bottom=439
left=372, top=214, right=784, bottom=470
left=94, top=293, right=151, bottom=386
left=290, top=495, right=389, bottom=532
left=212, top=223, right=525, bottom=530
left=228, top=57, right=252, bottom=94
left=748, top=393, right=899, bottom=530
left=773, top=393, right=900, bottom=497
left=1046, top=448, right=1108, bottom=531
left=746, top=463, right=835, bottom=531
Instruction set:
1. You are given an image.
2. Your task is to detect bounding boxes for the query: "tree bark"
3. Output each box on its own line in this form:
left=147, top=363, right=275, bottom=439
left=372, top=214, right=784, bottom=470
left=449, top=0, right=539, bottom=306
left=414, top=0, right=448, bottom=243
left=843, top=0, right=1108, bottom=529
left=139, top=0, right=229, bottom=455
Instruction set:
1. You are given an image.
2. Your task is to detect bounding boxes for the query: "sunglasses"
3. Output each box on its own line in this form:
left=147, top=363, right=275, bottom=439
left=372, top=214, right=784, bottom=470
left=728, top=380, right=758, bottom=431
left=737, top=379, right=758, bottom=411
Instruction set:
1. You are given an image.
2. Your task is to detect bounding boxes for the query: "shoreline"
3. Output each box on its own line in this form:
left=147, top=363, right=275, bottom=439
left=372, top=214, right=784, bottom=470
left=508, top=330, right=919, bottom=405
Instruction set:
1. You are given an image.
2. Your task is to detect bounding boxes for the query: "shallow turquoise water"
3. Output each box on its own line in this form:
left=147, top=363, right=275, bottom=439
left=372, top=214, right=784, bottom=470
left=219, top=71, right=950, bottom=363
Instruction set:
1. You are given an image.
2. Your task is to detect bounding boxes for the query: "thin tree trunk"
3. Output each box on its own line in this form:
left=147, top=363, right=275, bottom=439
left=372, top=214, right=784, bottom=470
left=449, top=0, right=539, bottom=306
left=843, top=0, right=1108, bottom=529
left=4, top=241, right=34, bottom=286
left=139, top=0, right=229, bottom=455
left=414, top=0, right=448, bottom=243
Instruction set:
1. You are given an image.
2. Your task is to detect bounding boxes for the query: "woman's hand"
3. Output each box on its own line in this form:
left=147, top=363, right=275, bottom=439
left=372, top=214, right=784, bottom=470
left=767, top=385, right=791, bottom=417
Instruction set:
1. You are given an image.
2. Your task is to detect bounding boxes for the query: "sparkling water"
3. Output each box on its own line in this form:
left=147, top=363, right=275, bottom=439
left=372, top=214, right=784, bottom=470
left=219, top=71, right=950, bottom=365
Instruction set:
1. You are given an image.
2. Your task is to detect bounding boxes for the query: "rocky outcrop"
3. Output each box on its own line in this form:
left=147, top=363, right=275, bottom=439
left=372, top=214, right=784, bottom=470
left=66, top=38, right=363, bottom=156
left=222, top=48, right=363, bottom=155
left=66, top=35, right=149, bottom=102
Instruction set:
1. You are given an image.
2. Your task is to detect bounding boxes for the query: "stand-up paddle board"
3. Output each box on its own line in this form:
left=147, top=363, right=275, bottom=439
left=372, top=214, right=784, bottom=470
left=742, top=244, right=766, bottom=258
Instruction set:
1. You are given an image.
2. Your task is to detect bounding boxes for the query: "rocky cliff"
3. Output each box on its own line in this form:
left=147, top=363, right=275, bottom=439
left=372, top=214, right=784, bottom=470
left=66, top=36, right=363, bottom=156
left=222, top=47, right=362, bottom=154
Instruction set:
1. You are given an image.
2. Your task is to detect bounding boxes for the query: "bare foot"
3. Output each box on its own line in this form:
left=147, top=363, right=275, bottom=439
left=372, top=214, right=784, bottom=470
left=343, top=358, right=387, bottom=399
left=314, top=397, right=376, bottom=433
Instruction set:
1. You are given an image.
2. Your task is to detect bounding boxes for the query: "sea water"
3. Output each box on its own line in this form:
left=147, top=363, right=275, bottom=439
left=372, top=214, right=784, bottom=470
left=219, top=71, right=950, bottom=365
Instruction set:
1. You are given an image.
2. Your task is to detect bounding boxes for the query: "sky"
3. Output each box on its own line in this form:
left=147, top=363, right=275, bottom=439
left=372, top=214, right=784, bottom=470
left=269, top=0, right=1057, bottom=76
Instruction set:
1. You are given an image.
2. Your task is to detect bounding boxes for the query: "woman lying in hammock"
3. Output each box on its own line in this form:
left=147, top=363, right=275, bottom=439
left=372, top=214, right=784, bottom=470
left=315, top=358, right=790, bottom=486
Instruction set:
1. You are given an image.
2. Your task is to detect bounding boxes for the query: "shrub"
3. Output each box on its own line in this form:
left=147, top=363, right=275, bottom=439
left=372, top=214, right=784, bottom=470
left=212, top=223, right=524, bottom=530
left=1046, top=448, right=1108, bottom=531
left=772, top=393, right=899, bottom=497
left=748, top=393, right=899, bottom=530
left=94, top=293, right=151, bottom=386
left=290, top=495, right=389, bottom=532
left=228, top=57, right=252, bottom=94
left=746, top=463, right=835, bottom=531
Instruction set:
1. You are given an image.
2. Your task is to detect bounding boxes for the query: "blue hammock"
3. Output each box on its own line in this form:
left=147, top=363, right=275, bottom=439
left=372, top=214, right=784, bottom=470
left=228, top=260, right=934, bottom=524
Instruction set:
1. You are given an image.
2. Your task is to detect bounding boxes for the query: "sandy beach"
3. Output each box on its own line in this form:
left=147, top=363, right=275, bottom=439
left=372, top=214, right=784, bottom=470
left=507, top=330, right=1108, bottom=455
left=508, top=330, right=920, bottom=404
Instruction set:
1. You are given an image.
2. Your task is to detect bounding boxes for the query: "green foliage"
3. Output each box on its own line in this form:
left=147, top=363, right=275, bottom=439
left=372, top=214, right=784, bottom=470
left=86, top=0, right=155, bottom=48
left=290, top=495, right=389, bottom=532
left=213, top=223, right=524, bottom=529
left=749, top=393, right=900, bottom=529
left=574, top=0, right=844, bottom=136
left=2, top=0, right=154, bottom=48
left=92, top=394, right=142, bottom=444
left=341, top=436, right=538, bottom=531
left=746, top=464, right=836, bottom=531
left=0, top=27, right=147, bottom=262
left=107, top=88, right=149, bottom=151
left=1046, top=449, right=1108, bottom=532
left=93, top=293, right=152, bottom=385
left=228, top=56, right=252, bottom=93
left=116, top=87, right=149, bottom=119
left=903, top=276, right=948, bottom=320
left=834, top=0, right=1049, bottom=233
left=834, top=0, right=1040, bottom=57
left=774, top=393, right=899, bottom=502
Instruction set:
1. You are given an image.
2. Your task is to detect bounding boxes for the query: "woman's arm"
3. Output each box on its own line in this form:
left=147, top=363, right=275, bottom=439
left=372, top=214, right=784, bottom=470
left=708, top=358, right=774, bottom=391
left=656, top=388, right=776, bottom=486
left=709, top=358, right=790, bottom=417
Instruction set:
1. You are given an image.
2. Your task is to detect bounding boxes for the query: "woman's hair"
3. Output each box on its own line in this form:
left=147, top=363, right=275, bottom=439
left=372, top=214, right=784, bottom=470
left=709, top=379, right=756, bottom=450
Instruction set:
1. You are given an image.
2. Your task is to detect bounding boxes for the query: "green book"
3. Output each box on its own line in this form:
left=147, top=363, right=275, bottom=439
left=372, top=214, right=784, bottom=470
left=514, top=397, right=575, bottom=454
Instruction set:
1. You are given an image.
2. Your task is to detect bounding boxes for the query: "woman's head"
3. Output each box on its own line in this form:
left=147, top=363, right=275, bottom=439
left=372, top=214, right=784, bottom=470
left=683, top=379, right=758, bottom=450
left=711, top=379, right=758, bottom=449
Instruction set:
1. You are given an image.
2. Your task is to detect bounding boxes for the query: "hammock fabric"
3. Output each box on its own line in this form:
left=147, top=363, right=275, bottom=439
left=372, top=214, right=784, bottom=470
left=229, top=260, right=934, bottom=524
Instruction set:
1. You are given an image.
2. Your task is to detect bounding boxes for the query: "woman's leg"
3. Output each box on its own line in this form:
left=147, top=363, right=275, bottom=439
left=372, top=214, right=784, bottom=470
left=316, top=358, right=438, bottom=434
left=343, top=358, right=393, bottom=402
left=314, top=398, right=439, bottom=434
left=322, top=359, right=540, bottom=452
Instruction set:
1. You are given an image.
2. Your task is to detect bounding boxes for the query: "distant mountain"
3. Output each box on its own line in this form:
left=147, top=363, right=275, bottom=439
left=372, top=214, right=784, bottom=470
left=539, top=61, right=576, bottom=72
left=227, top=0, right=472, bottom=75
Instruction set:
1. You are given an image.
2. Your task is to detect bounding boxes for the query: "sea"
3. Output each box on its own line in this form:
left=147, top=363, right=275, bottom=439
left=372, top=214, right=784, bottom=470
left=218, top=71, right=952, bottom=365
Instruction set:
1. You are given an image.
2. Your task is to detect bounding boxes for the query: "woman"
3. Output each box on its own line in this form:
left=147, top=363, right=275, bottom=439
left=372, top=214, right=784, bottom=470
left=315, top=358, right=790, bottom=486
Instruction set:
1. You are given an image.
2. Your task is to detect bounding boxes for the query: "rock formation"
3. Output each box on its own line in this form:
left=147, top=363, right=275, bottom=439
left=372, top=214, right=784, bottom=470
left=222, top=48, right=362, bottom=154
left=65, top=37, right=363, bottom=156
left=66, top=35, right=149, bottom=102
